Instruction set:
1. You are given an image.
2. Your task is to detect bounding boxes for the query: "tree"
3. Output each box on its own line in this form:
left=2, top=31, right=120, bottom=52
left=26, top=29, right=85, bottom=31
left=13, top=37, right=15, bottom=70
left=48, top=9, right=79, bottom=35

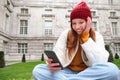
left=115, top=53, right=119, bottom=59
left=22, top=54, right=26, bottom=62
left=105, top=45, right=113, bottom=62
left=0, top=51, right=5, bottom=68
left=41, top=53, right=44, bottom=61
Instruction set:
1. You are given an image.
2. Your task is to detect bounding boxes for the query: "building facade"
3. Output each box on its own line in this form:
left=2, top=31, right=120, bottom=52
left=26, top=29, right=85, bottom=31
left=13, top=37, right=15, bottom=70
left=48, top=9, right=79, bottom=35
left=0, top=0, right=120, bottom=62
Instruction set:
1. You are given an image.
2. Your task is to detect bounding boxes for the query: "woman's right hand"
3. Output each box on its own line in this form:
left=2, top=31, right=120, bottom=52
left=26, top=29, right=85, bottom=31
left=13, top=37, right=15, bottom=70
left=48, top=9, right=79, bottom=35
left=46, top=58, right=61, bottom=72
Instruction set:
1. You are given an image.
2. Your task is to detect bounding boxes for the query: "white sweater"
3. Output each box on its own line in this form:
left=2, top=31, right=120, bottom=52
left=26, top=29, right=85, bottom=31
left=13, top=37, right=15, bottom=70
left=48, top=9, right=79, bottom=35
left=53, top=29, right=109, bottom=68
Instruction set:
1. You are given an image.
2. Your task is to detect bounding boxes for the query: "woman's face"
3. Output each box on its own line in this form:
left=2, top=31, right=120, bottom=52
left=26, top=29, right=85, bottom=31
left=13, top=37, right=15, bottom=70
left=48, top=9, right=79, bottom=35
left=72, top=18, right=86, bottom=35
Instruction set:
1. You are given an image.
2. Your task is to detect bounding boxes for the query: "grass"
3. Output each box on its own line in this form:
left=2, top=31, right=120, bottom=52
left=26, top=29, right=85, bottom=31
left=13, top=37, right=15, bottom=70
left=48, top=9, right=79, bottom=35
left=0, top=59, right=119, bottom=80
left=0, top=61, right=45, bottom=80
left=113, top=59, right=120, bottom=69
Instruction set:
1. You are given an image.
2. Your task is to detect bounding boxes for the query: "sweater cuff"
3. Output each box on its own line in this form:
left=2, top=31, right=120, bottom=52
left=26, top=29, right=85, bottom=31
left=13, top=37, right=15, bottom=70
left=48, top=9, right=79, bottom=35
left=81, top=32, right=89, bottom=43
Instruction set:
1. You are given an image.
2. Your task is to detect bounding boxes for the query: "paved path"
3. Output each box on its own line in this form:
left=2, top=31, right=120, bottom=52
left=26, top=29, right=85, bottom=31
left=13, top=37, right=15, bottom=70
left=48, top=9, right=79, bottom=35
left=5, top=61, right=20, bottom=66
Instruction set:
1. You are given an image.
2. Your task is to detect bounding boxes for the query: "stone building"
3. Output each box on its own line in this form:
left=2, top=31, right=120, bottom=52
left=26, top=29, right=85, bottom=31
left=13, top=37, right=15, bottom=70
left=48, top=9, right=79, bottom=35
left=0, top=0, right=120, bottom=62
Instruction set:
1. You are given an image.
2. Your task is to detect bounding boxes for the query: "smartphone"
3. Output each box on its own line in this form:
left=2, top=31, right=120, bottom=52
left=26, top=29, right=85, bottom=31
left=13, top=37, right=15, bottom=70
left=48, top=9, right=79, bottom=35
left=44, top=50, right=63, bottom=69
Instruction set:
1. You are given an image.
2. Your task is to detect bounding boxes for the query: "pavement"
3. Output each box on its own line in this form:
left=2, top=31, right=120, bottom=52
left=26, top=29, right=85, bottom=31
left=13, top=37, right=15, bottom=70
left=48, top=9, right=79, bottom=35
left=5, top=61, right=20, bottom=66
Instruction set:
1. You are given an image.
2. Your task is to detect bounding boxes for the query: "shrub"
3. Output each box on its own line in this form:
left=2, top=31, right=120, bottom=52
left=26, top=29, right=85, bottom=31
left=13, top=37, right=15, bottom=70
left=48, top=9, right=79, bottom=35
left=115, top=53, right=119, bottom=59
left=22, top=54, right=26, bottom=62
left=105, top=45, right=113, bottom=62
left=41, top=53, right=44, bottom=61
left=0, top=51, right=5, bottom=68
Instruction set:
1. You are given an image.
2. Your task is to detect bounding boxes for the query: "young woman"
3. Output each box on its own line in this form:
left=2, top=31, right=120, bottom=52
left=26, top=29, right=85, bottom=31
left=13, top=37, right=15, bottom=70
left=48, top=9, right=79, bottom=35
left=32, top=2, right=120, bottom=80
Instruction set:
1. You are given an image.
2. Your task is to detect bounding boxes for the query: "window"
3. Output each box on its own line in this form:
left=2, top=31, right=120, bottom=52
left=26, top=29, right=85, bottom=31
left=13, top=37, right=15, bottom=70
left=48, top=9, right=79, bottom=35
left=44, top=9, right=52, bottom=14
left=65, top=10, right=71, bottom=18
left=112, top=22, right=118, bottom=36
left=20, top=20, right=28, bottom=34
left=110, top=12, right=116, bottom=17
left=108, top=0, right=113, bottom=4
left=68, top=10, right=72, bottom=12
left=44, top=43, right=53, bottom=50
left=44, top=20, right=52, bottom=35
left=21, top=8, right=28, bottom=14
left=91, top=11, right=96, bottom=17
left=18, top=43, right=28, bottom=53
left=114, top=43, right=120, bottom=56
left=92, top=21, right=97, bottom=31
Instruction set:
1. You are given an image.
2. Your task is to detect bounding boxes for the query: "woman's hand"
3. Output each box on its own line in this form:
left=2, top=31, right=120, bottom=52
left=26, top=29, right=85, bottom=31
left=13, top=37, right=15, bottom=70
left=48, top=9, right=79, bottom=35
left=80, top=17, right=92, bottom=43
left=46, top=58, right=61, bottom=72
left=83, top=17, right=92, bottom=32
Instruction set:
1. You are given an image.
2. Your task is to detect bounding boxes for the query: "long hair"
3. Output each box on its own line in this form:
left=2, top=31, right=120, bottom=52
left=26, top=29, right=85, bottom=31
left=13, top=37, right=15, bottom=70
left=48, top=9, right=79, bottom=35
left=67, top=26, right=96, bottom=59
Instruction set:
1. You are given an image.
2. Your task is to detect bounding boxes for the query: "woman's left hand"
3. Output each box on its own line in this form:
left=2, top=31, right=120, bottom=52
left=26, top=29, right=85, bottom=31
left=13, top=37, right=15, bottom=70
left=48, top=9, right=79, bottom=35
left=83, top=17, right=92, bottom=32
left=79, top=17, right=92, bottom=43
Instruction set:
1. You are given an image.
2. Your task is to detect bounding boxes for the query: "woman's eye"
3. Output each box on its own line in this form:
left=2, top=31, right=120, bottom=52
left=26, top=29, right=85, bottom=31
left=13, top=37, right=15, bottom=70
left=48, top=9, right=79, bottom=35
left=72, top=23, right=76, bottom=25
left=79, top=22, right=83, bottom=24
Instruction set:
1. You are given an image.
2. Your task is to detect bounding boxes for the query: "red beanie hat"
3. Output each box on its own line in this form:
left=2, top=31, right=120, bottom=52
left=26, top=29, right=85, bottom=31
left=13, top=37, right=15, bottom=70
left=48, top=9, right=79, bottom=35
left=70, top=2, right=92, bottom=22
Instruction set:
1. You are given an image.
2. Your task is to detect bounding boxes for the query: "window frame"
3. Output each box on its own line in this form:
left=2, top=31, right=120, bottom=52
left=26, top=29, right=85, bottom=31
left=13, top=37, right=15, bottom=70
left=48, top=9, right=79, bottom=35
left=21, top=8, right=28, bottom=14
left=111, top=22, right=118, bottom=36
left=44, top=43, right=53, bottom=50
left=18, top=43, right=28, bottom=54
left=20, top=20, right=28, bottom=35
left=44, top=20, right=53, bottom=35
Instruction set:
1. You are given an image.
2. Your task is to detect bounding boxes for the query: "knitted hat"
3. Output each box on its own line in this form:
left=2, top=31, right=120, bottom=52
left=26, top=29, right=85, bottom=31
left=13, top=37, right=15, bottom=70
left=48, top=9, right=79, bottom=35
left=70, top=2, right=92, bottom=22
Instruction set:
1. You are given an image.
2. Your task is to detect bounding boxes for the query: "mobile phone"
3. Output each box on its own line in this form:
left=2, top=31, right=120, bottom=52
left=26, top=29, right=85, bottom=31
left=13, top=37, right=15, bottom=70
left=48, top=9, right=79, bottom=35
left=44, top=50, right=63, bottom=69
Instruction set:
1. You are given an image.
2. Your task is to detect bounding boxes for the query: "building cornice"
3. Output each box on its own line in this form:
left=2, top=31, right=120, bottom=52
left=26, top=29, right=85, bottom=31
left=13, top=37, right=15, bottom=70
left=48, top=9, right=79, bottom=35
left=0, top=31, right=12, bottom=40
left=11, top=36, right=58, bottom=40
left=12, top=1, right=75, bottom=9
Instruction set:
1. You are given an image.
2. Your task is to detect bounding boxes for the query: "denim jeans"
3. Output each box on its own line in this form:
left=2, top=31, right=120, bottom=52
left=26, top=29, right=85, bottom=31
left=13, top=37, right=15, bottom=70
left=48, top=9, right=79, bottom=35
left=32, top=62, right=120, bottom=80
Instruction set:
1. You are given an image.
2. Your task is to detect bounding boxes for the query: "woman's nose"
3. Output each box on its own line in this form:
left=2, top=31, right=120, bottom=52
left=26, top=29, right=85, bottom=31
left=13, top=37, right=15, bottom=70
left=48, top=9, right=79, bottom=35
left=76, top=24, right=81, bottom=29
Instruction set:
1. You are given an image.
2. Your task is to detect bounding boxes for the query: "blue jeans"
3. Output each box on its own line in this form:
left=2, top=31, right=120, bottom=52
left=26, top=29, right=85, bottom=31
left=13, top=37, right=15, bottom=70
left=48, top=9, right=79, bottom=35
left=32, top=62, right=120, bottom=80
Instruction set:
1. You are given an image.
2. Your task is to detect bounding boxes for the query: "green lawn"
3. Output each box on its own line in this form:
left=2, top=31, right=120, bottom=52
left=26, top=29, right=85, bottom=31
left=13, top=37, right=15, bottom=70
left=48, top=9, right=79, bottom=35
left=0, top=59, right=119, bottom=80
left=113, top=59, right=120, bottom=69
left=0, top=61, right=45, bottom=80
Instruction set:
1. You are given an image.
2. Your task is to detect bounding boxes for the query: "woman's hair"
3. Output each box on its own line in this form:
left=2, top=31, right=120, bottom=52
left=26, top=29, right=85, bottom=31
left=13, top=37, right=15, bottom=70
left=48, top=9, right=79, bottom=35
left=67, top=25, right=96, bottom=59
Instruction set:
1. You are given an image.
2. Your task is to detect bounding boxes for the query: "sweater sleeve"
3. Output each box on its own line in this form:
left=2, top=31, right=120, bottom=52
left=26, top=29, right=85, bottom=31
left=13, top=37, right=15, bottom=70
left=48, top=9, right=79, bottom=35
left=81, top=32, right=89, bottom=43
left=81, top=32, right=109, bottom=66
left=53, top=29, right=70, bottom=67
